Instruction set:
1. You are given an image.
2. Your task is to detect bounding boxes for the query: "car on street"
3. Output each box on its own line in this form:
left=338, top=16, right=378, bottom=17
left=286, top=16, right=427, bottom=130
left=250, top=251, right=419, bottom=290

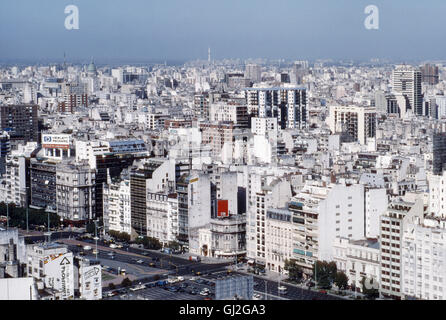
left=278, top=286, right=288, bottom=295
left=136, top=259, right=144, bottom=264
left=168, top=278, right=178, bottom=284
left=200, top=290, right=209, bottom=296
left=253, top=293, right=262, bottom=300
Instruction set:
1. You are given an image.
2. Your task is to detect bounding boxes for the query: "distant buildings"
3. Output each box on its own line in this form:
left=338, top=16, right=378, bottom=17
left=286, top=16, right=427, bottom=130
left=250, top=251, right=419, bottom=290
left=421, top=63, right=439, bottom=85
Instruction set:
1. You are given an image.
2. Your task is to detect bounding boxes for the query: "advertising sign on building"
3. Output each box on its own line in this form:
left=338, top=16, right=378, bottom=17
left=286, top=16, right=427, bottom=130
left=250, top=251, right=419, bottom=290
left=80, top=264, right=102, bottom=300
left=42, top=134, right=71, bottom=150
left=217, top=199, right=229, bottom=218
left=44, top=253, right=74, bottom=300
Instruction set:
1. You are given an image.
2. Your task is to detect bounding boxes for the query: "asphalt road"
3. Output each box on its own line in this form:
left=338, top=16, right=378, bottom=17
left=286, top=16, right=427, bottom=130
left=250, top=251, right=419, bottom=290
left=50, top=235, right=345, bottom=301
left=64, top=239, right=232, bottom=278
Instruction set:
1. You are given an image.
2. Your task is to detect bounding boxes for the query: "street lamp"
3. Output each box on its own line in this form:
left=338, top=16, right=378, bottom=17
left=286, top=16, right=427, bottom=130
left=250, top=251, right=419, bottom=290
left=94, top=219, right=99, bottom=260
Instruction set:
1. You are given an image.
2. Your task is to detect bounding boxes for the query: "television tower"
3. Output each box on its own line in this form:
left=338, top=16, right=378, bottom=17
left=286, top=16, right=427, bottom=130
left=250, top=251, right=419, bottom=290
left=208, top=47, right=211, bottom=63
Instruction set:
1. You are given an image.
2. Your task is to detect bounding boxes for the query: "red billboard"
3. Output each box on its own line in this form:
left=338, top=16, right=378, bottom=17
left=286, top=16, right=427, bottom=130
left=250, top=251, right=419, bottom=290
left=217, top=200, right=229, bottom=218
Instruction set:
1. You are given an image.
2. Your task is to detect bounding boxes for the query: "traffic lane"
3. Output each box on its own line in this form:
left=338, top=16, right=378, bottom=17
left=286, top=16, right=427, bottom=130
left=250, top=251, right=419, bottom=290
left=69, top=245, right=229, bottom=280
left=64, top=239, right=231, bottom=271
left=250, top=275, right=342, bottom=300
left=72, top=249, right=171, bottom=275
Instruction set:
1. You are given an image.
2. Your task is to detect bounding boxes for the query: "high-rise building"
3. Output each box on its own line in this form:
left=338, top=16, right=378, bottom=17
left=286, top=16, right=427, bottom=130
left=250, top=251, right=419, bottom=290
left=421, top=63, right=439, bottom=85
left=432, top=132, right=446, bottom=176
left=402, top=216, right=446, bottom=300
left=0, top=132, right=10, bottom=175
left=0, top=104, right=38, bottom=146
left=391, top=65, right=423, bottom=116
left=328, top=105, right=377, bottom=145
left=245, top=64, right=261, bottom=83
left=293, top=61, right=308, bottom=85
left=379, top=198, right=424, bottom=300
left=245, top=87, right=307, bottom=130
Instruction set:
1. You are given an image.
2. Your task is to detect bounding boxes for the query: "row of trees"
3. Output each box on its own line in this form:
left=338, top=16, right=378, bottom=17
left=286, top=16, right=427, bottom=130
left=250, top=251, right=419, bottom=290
left=0, top=202, right=61, bottom=230
left=284, top=259, right=379, bottom=299
left=108, top=230, right=131, bottom=243
left=135, top=236, right=163, bottom=250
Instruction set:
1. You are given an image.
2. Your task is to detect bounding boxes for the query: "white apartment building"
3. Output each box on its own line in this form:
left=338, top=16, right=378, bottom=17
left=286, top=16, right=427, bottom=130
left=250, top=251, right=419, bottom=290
left=103, top=176, right=131, bottom=235
left=428, top=171, right=446, bottom=218
left=333, top=237, right=380, bottom=290
left=392, top=65, right=422, bottom=116
left=290, top=181, right=365, bottom=273
left=146, top=192, right=180, bottom=245
left=265, top=208, right=295, bottom=273
left=251, top=117, right=278, bottom=139
left=365, top=187, right=388, bottom=238
left=209, top=102, right=249, bottom=128
left=328, top=105, right=377, bottom=145
left=0, top=142, right=38, bottom=206
left=402, top=216, right=446, bottom=300
left=187, top=173, right=212, bottom=255
left=245, top=166, right=293, bottom=265
left=56, top=162, right=96, bottom=221
left=379, top=198, right=424, bottom=299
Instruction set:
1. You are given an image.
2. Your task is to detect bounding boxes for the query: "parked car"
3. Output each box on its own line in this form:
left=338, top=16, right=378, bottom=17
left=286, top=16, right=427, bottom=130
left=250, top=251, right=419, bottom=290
left=253, top=293, right=262, bottom=300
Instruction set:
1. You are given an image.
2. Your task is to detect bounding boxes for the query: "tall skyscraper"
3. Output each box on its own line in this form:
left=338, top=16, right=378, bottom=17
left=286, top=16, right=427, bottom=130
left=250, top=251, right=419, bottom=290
left=391, top=65, right=423, bottom=116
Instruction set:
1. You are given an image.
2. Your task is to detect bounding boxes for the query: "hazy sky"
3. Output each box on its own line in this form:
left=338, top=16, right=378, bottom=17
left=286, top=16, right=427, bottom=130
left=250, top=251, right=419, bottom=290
left=1, top=0, right=446, bottom=63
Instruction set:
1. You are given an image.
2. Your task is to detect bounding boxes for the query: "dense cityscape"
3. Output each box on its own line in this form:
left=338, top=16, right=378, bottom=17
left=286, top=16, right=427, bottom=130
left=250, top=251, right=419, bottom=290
left=0, top=56, right=446, bottom=302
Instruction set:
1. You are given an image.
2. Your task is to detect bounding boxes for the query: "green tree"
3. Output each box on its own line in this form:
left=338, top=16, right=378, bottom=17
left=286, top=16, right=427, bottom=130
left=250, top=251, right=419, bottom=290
left=0, top=202, right=61, bottom=230
left=121, top=277, right=132, bottom=287
left=86, top=221, right=96, bottom=234
left=167, top=240, right=181, bottom=251
left=118, top=232, right=130, bottom=242
left=313, top=260, right=338, bottom=289
left=361, top=276, right=379, bottom=300
left=108, top=283, right=116, bottom=290
left=334, top=271, right=349, bottom=290
left=284, top=259, right=303, bottom=282
left=136, top=236, right=162, bottom=250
